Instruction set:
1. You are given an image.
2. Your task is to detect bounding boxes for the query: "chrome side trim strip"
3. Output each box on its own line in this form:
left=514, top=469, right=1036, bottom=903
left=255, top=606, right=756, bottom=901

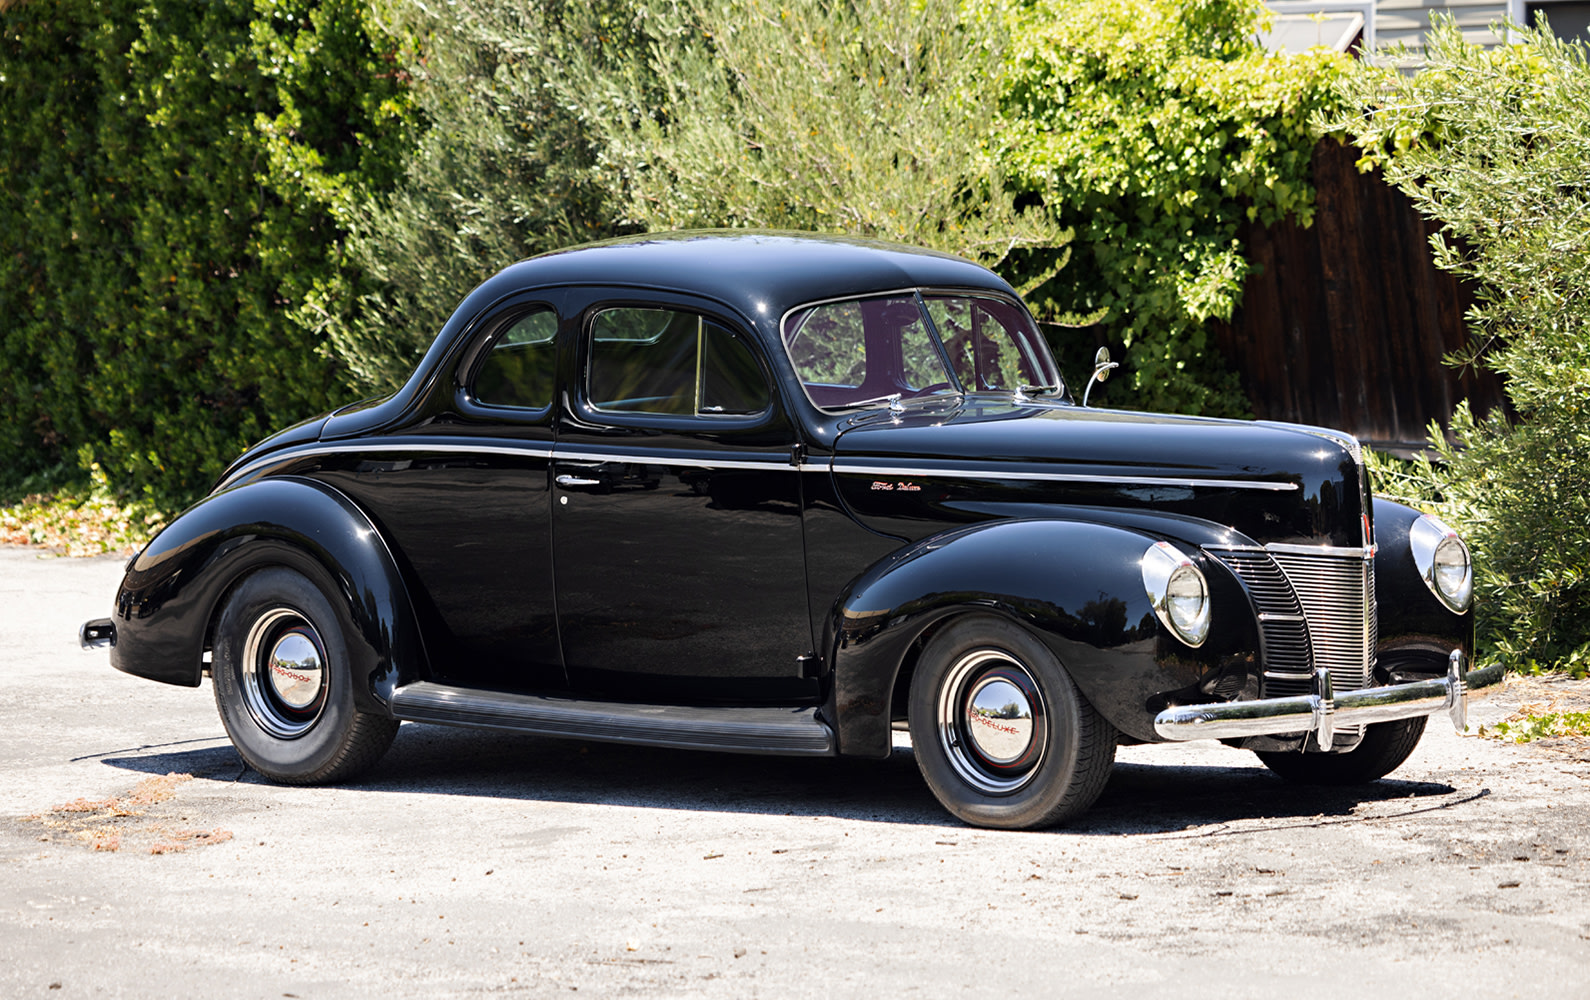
left=390, top=682, right=836, bottom=756
left=553, top=450, right=793, bottom=472
left=225, top=441, right=1301, bottom=492
left=1154, top=649, right=1487, bottom=741
left=219, top=440, right=556, bottom=489
left=826, top=462, right=1299, bottom=492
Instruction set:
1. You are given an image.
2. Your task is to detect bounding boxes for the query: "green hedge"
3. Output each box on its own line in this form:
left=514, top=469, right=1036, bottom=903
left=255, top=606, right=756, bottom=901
left=0, top=0, right=409, bottom=508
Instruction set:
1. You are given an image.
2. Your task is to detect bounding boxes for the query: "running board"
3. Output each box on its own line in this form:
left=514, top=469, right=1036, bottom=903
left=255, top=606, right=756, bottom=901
left=388, top=682, right=836, bottom=756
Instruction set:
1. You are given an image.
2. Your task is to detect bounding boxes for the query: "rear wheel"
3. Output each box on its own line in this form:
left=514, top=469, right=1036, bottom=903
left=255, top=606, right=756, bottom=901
left=211, top=566, right=399, bottom=784
left=1255, top=717, right=1427, bottom=785
left=908, top=615, right=1115, bottom=829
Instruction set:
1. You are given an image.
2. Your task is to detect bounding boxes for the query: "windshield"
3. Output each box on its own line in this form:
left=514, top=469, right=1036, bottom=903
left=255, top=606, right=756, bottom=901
left=782, top=292, right=1061, bottom=411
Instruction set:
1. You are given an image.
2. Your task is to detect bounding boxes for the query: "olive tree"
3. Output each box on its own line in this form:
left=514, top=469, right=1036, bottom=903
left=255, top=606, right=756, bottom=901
left=1333, top=19, right=1590, bottom=671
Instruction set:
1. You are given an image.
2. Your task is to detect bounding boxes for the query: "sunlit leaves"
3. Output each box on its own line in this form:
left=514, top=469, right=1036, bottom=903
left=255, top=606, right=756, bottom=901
left=1001, top=0, right=1348, bottom=414
left=1340, top=20, right=1590, bottom=671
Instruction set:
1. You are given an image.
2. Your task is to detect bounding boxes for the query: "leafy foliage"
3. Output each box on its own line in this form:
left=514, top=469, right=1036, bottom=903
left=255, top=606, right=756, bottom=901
left=0, top=0, right=410, bottom=508
left=0, top=0, right=1356, bottom=525
left=1486, top=710, right=1590, bottom=743
left=332, top=0, right=1078, bottom=394
left=1336, top=20, right=1590, bottom=671
left=0, top=461, right=165, bottom=556
left=340, top=0, right=1341, bottom=411
left=560, top=0, right=1073, bottom=272
left=326, top=0, right=626, bottom=391
left=1000, top=0, right=1348, bottom=413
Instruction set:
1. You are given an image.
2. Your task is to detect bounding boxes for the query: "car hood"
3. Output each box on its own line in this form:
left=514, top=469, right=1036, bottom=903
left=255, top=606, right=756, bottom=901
left=827, top=398, right=1369, bottom=549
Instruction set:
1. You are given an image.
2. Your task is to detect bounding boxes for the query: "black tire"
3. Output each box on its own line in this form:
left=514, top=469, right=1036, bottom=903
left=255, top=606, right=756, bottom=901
left=908, top=615, right=1116, bottom=829
left=211, top=566, right=399, bottom=784
left=1255, top=716, right=1427, bottom=785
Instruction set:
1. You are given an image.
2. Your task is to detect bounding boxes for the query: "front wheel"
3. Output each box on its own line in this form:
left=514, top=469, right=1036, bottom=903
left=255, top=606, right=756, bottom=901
left=211, top=566, right=399, bottom=784
left=908, top=615, right=1116, bottom=829
left=1255, top=716, right=1427, bottom=785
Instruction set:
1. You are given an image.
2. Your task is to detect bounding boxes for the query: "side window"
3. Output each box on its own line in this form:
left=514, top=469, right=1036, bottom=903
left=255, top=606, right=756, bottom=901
left=472, top=308, right=558, bottom=409
left=700, top=326, right=770, bottom=413
left=588, top=307, right=770, bottom=416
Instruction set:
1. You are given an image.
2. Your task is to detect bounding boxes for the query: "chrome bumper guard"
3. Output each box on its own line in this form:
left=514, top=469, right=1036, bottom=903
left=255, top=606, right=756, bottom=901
left=1155, top=650, right=1498, bottom=742
left=79, top=618, right=117, bottom=650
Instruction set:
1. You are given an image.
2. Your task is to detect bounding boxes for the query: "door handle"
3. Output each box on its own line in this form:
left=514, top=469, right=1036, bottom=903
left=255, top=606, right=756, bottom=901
left=556, top=474, right=603, bottom=488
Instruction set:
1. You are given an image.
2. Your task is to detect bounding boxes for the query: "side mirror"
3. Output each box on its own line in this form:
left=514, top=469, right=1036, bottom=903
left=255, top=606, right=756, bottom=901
left=1082, top=346, right=1119, bottom=407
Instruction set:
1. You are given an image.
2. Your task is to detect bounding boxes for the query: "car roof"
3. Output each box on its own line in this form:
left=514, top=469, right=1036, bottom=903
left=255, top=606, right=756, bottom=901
left=459, top=230, right=1018, bottom=333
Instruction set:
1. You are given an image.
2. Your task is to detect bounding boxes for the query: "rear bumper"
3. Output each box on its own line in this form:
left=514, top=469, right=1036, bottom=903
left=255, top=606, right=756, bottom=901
left=79, top=618, right=117, bottom=650
left=1154, top=650, right=1497, bottom=743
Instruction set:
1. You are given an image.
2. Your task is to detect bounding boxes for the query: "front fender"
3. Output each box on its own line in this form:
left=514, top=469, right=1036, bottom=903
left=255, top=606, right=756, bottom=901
left=824, top=518, right=1258, bottom=756
left=1372, top=498, right=1476, bottom=673
left=109, top=476, right=427, bottom=714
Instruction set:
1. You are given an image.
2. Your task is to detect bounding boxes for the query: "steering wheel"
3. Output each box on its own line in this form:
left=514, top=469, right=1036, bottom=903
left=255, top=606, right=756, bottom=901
left=906, top=381, right=954, bottom=398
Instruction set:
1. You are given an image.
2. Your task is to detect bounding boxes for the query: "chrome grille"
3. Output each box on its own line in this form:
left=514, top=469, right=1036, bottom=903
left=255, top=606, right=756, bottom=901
left=1209, top=547, right=1376, bottom=701
left=1211, top=550, right=1311, bottom=686
left=1270, top=549, right=1376, bottom=695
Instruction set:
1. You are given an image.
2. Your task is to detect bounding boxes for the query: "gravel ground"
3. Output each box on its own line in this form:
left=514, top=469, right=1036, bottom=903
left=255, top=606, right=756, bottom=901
left=3, top=545, right=1589, bottom=999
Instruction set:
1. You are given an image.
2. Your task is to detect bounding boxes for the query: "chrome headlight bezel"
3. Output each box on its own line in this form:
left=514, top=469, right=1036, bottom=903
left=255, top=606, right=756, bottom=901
left=1141, top=541, right=1211, bottom=647
left=1409, top=514, right=1473, bottom=613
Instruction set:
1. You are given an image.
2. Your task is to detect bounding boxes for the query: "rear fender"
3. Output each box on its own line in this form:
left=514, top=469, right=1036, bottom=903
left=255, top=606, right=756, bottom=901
left=824, top=518, right=1256, bottom=756
left=109, top=477, right=427, bottom=714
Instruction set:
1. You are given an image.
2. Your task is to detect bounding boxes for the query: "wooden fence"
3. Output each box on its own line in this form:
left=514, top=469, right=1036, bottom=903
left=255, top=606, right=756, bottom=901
left=1209, top=138, right=1507, bottom=453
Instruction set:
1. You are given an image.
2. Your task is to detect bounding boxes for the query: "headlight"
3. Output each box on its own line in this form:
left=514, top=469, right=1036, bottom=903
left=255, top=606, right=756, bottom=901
left=1141, top=541, right=1211, bottom=647
left=1409, top=514, right=1473, bottom=612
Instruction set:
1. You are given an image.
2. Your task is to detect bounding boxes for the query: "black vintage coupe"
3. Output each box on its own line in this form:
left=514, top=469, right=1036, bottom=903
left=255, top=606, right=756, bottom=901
left=83, top=232, right=1485, bottom=830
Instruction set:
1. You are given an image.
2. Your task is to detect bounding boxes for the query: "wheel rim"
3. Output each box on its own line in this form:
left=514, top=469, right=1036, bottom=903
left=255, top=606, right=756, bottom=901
left=936, top=648, right=1047, bottom=795
left=240, top=608, right=329, bottom=739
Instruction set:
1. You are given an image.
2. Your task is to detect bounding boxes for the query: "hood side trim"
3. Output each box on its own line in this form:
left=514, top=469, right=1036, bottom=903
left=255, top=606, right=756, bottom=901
left=819, top=460, right=1299, bottom=492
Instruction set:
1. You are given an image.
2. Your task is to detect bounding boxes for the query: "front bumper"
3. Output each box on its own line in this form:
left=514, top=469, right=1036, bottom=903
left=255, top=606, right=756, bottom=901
left=1155, top=650, right=1499, bottom=743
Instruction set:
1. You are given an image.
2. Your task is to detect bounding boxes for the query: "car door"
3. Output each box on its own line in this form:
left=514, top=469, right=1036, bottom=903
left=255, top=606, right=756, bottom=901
left=552, top=291, right=817, bottom=704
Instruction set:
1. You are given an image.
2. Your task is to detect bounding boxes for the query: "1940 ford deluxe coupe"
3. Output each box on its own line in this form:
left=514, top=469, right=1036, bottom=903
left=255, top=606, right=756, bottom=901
left=82, top=232, right=1487, bottom=830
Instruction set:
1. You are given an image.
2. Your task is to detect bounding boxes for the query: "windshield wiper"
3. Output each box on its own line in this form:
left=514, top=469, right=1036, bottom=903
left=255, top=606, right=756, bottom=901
left=1017, top=383, right=1062, bottom=400
left=845, top=393, right=905, bottom=414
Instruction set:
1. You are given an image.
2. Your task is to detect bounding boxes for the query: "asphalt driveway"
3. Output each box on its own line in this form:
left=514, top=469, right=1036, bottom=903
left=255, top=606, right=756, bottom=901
left=3, top=546, right=1588, bottom=998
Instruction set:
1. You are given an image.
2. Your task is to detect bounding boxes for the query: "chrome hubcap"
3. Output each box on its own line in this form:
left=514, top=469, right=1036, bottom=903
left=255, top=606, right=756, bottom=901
left=937, top=649, right=1047, bottom=795
left=240, top=609, right=329, bottom=739
left=267, top=631, right=324, bottom=710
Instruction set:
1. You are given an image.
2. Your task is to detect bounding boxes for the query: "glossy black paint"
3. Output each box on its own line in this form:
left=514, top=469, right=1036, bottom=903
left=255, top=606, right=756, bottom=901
left=107, top=232, right=1474, bottom=765
left=552, top=452, right=814, bottom=702
left=110, top=477, right=426, bottom=714
left=1372, top=497, right=1477, bottom=675
left=829, top=400, right=1366, bottom=549
left=822, top=517, right=1261, bottom=755
left=314, top=440, right=560, bottom=692
left=552, top=285, right=814, bottom=703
